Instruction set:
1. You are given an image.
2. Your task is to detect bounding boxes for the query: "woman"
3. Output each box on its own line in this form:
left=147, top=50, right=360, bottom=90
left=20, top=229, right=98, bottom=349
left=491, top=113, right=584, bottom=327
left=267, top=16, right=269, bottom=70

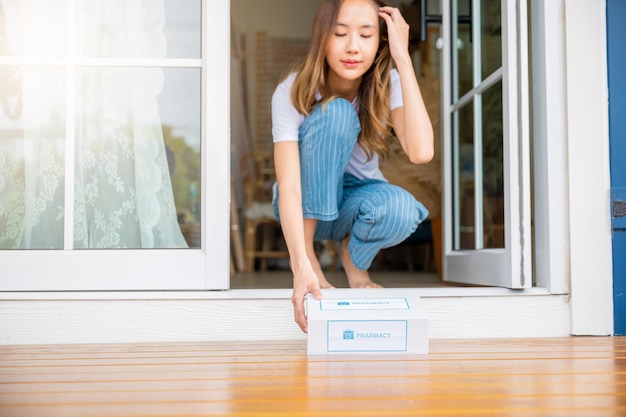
left=272, top=0, right=434, bottom=332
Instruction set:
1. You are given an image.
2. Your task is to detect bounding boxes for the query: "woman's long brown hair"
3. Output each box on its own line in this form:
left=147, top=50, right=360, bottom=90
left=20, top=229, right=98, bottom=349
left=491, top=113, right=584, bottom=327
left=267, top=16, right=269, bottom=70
left=289, top=0, right=393, bottom=160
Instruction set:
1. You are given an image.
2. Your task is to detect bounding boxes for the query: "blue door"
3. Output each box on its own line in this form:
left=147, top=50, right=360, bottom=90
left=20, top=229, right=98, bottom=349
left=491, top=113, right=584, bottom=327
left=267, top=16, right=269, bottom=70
left=608, top=0, right=626, bottom=335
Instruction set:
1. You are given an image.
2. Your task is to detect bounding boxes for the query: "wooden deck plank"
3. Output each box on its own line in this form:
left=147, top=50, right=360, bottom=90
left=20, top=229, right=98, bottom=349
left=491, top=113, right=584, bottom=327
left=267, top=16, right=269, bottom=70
left=2, top=373, right=626, bottom=394
left=2, top=347, right=624, bottom=364
left=2, top=358, right=624, bottom=378
left=0, top=336, right=622, bottom=355
left=0, top=400, right=624, bottom=417
left=1, top=382, right=624, bottom=403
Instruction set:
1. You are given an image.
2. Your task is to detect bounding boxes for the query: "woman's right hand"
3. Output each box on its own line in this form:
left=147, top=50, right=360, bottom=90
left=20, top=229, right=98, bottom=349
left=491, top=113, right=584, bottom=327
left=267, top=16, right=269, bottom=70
left=291, top=265, right=323, bottom=333
left=274, top=142, right=326, bottom=333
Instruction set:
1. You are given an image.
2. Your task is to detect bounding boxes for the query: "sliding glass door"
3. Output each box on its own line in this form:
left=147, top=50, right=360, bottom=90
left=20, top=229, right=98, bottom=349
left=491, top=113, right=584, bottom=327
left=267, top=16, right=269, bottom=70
left=0, top=0, right=229, bottom=290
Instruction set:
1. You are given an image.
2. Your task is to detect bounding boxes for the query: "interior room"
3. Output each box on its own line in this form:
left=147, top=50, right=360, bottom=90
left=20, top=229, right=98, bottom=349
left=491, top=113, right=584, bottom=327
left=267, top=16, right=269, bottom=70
left=228, top=0, right=504, bottom=289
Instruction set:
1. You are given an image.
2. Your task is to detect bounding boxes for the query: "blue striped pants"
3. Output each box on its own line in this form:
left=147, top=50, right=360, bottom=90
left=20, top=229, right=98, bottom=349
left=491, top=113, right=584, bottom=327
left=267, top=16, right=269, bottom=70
left=274, top=98, right=428, bottom=270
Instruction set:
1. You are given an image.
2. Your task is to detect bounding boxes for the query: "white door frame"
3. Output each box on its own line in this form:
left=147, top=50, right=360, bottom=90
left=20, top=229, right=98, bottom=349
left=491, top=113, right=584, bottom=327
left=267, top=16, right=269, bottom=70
left=562, top=0, right=613, bottom=335
left=0, top=0, right=614, bottom=343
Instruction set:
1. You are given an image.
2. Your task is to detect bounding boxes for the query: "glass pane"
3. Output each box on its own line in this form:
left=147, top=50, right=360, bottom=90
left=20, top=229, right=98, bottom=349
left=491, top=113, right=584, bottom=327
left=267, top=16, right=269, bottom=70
left=481, top=0, right=502, bottom=79
left=427, top=0, right=441, bottom=15
left=76, top=0, right=201, bottom=59
left=454, top=102, right=475, bottom=250
left=453, top=0, right=473, bottom=100
left=0, top=67, right=66, bottom=249
left=0, top=1, right=66, bottom=58
left=74, top=66, right=198, bottom=249
left=160, top=68, right=201, bottom=247
left=482, top=81, right=504, bottom=248
left=163, top=0, right=202, bottom=59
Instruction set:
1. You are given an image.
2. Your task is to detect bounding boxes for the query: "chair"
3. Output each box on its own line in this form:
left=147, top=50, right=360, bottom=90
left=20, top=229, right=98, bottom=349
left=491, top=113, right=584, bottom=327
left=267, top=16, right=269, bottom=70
left=240, top=151, right=289, bottom=272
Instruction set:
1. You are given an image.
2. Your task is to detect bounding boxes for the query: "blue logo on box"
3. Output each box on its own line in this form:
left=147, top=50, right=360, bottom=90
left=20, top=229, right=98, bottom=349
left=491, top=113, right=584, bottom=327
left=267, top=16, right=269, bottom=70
left=337, top=301, right=350, bottom=306
left=343, top=329, right=355, bottom=340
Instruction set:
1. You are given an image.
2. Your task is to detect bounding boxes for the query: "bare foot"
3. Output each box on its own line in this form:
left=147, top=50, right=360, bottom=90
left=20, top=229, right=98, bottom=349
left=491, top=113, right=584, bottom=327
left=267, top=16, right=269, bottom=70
left=308, top=250, right=335, bottom=289
left=314, top=268, right=335, bottom=289
left=318, top=278, right=335, bottom=289
left=340, top=237, right=383, bottom=288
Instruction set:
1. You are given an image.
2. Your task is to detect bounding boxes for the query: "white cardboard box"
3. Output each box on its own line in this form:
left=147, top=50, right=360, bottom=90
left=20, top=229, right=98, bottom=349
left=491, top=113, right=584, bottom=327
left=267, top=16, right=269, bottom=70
left=306, top=289, right=429, bottom=355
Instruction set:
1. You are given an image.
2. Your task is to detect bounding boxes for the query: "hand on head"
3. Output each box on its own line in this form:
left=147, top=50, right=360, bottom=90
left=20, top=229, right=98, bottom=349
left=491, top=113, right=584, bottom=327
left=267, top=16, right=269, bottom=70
left=377, top=5, right=411, bottom=63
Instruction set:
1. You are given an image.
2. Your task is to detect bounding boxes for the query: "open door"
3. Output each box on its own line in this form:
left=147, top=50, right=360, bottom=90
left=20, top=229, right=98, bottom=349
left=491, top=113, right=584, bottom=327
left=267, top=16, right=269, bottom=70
left=441, top=0, right=531, bottom=288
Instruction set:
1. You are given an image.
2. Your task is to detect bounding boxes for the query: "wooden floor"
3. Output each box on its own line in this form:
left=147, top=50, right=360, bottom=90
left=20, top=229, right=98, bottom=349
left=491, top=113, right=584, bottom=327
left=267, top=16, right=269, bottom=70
left=231, top=271, right=448, bottom=289
left=1, top=337, right=625, bottom=417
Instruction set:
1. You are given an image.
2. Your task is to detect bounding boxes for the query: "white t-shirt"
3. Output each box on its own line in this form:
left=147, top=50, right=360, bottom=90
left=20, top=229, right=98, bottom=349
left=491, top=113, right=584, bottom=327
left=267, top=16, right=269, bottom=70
left=271, top=69, right=403, bottom=181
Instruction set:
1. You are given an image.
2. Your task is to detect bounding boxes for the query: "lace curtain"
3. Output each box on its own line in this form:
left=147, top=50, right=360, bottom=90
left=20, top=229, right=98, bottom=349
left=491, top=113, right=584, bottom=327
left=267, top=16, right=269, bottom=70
left=0, top=1, right=188, bottom=249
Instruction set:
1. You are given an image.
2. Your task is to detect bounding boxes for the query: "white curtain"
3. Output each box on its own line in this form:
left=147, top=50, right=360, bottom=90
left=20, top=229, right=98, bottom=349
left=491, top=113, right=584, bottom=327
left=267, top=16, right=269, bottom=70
left=0, top=0, right=188, bottom=249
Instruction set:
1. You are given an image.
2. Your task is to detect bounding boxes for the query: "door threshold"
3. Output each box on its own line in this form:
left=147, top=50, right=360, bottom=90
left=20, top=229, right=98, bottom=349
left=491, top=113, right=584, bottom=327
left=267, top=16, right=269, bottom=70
left=0, top=286, right=553, bottom=301
left=0, top=287, right=570, bottom=344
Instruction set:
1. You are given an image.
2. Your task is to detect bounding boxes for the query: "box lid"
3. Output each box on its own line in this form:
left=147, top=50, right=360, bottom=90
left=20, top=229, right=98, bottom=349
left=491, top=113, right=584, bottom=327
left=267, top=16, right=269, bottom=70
left=306, top=288, right=427, bottom=320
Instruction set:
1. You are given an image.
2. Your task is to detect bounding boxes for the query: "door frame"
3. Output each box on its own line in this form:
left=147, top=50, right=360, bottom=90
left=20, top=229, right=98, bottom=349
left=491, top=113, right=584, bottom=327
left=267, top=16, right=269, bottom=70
left=563, top=0, right=613, bottom=335
left=0, top=0, right=615, bottom=343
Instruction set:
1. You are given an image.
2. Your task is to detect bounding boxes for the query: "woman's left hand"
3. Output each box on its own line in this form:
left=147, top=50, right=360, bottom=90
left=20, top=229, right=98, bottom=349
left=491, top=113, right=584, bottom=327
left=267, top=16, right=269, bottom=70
left=378, top=6, right=411, bottom=65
